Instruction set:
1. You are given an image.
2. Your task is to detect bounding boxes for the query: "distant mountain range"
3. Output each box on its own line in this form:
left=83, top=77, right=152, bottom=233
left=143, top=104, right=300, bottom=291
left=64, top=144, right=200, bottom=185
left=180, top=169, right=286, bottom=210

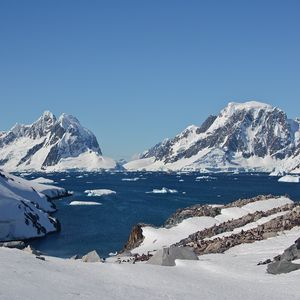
left=125, top=101, right=300, bottom=174
left=0, top=111, right=116, bottom=172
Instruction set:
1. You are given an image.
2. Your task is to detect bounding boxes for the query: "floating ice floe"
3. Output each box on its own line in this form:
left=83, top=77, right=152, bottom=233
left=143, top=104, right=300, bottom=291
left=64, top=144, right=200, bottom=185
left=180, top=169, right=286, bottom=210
left=84, top=189, right=116, bottom=197
left=69, top=201, right=102, bottom=206
left=146, top=187, right=178, bottom=194
left=195, top=176, right=216, bottom=181
left=278, top=175, right=300, bottom=183
left=30, top=177, right=55, bottom=184
left=121, top=177, right=140, bottom=181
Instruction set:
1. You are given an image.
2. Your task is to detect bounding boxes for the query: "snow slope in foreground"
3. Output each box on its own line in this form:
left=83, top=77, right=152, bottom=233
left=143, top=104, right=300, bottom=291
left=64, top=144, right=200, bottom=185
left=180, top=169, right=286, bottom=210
left=0, top=228, right=299, bottom=300
left=0, top=171, right=66, bottom=241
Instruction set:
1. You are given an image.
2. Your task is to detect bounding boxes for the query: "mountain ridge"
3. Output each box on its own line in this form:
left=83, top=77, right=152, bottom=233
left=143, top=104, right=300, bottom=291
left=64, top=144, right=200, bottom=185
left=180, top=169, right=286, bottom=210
left=125, top=101, right=300, bottom=173
left=0, top=111, right=116, bottom=172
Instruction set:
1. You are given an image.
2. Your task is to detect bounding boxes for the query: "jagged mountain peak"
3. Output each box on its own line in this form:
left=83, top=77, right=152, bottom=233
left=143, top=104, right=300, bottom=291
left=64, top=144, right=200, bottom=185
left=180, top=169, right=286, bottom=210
left=58, top=113, right=80, bottom=128
left=0, top=111, right=116, bottom=171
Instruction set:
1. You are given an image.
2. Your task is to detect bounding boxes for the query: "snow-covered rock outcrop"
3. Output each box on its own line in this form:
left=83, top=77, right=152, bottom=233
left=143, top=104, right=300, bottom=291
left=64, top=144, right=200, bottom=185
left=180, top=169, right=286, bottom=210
left=124, top=195, right=296, bottom=255
left=125, top=101, right=300, bottom=172
left=0, top=171, right=66, bottom=241
left=0, top=111, right=116, bottom=172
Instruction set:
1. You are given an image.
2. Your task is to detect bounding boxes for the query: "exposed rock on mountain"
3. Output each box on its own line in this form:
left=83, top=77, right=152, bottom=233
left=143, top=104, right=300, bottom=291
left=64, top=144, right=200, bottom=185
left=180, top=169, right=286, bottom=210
left=0, top=111, right=116, bottom=171
left=125, top=101, right=300, bottom=173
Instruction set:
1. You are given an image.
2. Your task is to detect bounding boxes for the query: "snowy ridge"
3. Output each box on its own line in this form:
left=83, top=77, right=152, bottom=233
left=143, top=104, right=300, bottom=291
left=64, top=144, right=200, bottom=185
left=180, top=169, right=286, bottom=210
left=131, top=196, right=293, bottom=255
left=0, top=171, right=66, bottom=241
left=125, top=101, right=300, bottom=173
left=0, top=111, right=117, bottom=172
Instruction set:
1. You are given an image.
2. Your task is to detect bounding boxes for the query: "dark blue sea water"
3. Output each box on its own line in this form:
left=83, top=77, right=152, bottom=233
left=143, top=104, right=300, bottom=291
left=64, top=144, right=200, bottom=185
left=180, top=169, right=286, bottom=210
left=20, top=172, right=300, bottom=258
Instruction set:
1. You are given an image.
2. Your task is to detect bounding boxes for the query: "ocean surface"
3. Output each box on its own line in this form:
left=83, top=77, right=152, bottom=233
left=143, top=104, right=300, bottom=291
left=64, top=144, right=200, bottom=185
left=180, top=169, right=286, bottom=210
left=20, top=171, right=300, bottom=258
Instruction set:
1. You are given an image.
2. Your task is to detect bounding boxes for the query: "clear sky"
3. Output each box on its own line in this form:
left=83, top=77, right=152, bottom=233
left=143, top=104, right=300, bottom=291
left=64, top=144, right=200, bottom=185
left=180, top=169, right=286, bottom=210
left=1, top=0, right=300, bottom=160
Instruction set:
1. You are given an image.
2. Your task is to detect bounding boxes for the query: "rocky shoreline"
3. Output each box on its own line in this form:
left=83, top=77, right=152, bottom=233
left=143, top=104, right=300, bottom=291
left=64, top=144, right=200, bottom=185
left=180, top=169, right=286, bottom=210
left=122, top=195, right=300, bottom=274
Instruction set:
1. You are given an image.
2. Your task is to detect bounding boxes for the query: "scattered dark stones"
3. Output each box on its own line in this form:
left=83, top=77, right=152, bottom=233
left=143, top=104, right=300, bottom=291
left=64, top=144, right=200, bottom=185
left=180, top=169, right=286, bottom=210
left=0, top=241, right=26, bottom=250
left=181, top=206, right=300, bottom=256
left=257, top=259, right=272, bottom=265
left=35, top=256, right=46, bottom=261
left=174, top=202, right=294, bottom=249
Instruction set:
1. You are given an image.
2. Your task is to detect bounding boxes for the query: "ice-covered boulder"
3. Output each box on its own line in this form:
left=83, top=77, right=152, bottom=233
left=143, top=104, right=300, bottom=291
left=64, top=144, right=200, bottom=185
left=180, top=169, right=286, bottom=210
left=82, top=250, right=102, bottom=263
left=147, top=246, right=198, bottom=266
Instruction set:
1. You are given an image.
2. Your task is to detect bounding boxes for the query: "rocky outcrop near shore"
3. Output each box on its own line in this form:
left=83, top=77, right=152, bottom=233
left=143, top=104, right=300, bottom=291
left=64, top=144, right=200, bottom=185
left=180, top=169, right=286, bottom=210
left=123, top=195, right=298, bottom=265
left=165, top=195, right=279, bottom=228
left=123, top=224, right=148, bottom=251
left=165, top=204, right=222, bottom=228
left=181, top=206, right=300, bottom=255
left=174, top=202, right=295, bottom=249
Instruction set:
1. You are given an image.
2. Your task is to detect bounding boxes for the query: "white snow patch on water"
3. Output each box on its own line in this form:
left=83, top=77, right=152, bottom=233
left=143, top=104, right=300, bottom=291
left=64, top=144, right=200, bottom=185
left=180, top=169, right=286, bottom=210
left=278, top=175, right=300, bottom=183
left=69, top=201, right=102, bottom=206
left=121, top=177, right=140, bottom=181
left=30, top=177, right=55, bottom=184
left=146, top=187, right=178, bottom=194
left=84, top=189, right=116, bottom=197
left=195, top=176, right=217, bottom=180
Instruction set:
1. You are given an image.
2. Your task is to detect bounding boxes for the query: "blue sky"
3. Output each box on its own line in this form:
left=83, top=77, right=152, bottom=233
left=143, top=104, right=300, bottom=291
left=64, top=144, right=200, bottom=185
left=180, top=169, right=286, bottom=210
left=1, top=1, right=300, bottom=160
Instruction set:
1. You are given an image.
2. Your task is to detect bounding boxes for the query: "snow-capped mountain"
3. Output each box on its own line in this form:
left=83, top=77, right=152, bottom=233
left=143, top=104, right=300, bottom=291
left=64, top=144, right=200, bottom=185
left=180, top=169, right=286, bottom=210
left=125, top=101, right=300, bottom=173
left=0, top=111, right=116, bottom=172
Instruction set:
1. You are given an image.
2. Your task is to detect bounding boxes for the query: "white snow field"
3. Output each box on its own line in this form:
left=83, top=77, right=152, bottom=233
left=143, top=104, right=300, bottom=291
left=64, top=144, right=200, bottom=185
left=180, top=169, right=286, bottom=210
left=0, top=171, right=67, bottom=241
left=84, top=189, right=116, bottom=197
left=132, top=196, right=293, bottom=255
left=0, top=227, right=300, bottom=300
